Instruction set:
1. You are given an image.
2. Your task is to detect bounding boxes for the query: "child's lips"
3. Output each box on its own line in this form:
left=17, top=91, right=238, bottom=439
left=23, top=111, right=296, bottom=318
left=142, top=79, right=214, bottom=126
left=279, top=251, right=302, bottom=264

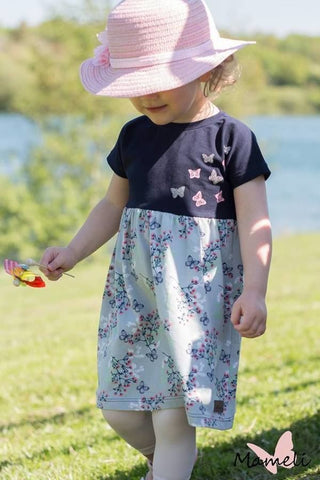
left=145, top=105, right=167, bottom=113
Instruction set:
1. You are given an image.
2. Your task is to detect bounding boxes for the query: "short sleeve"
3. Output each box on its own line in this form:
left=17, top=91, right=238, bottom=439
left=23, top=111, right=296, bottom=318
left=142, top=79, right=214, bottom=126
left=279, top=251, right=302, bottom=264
left=106, top=131, right=127, bottom=179
left=226, top=123, right=271, bottom=189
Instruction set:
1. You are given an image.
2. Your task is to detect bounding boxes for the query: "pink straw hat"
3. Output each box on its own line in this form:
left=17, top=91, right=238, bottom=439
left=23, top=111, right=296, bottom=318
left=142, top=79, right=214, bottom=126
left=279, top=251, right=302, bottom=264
left=80, top=0, right=255, bottom=98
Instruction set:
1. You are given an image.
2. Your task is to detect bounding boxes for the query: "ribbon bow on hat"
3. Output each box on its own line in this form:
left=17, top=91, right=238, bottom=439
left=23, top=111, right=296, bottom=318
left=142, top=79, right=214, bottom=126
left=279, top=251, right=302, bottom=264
left=92, top=31, right=110, bottom=67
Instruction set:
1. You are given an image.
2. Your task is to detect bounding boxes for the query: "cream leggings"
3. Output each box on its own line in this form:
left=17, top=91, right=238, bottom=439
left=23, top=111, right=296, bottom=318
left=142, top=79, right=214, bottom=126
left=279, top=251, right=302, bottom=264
left=102, top=408, right=197, bottom=480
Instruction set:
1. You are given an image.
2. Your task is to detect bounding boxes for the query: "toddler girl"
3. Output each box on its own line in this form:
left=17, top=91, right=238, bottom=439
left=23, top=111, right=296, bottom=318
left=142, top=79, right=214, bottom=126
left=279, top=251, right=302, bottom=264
left=41, top=1, right=272, bottom=479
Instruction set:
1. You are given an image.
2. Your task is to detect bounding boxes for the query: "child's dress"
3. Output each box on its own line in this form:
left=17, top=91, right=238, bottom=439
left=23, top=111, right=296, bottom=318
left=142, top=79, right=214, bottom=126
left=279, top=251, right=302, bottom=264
left=97, top=112, right=270, bottom=430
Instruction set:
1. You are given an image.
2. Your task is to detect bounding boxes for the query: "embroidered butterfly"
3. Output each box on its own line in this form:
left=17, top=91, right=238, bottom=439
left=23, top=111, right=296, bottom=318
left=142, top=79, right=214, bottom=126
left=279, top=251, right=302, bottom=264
left=185, top=255, right=200, bottom=269
left=188, top=169, right=201, bottom=179
left=209, top=169, right=224, bottom=185
left=224, top=145, right=231, bottom=155
left=136, top=381, right=150, bottom=394
left=3, top=259, right=46, bottom=288
left=192, top=191, right=206, bottom=207
left=132, top=299, right=144, bottom=312
left=171, top=186, right=185, bottom=199
left=215, top=191, right=225, bottom=203
left=146, top=349, right=158, bottom=362
left=202, top=153, right=215, bottom=164
left=247, top=431, right=295, bottom=474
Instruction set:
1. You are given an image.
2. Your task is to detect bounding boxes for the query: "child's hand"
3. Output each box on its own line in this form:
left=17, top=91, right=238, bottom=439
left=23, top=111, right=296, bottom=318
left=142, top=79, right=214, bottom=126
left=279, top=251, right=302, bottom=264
left=39, top=246, right=77, bottom=281
left=231, top=290, right=267, bottom=338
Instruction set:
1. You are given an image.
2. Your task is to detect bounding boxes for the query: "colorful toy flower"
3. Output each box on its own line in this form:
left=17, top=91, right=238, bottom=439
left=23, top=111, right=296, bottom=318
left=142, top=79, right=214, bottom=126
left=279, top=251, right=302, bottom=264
left=4, top=259, right=46, bottom=288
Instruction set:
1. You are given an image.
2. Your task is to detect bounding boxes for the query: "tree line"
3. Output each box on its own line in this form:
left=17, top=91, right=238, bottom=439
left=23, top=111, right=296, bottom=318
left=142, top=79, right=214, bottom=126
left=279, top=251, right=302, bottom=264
left=1, top=18, right=320, bottom=117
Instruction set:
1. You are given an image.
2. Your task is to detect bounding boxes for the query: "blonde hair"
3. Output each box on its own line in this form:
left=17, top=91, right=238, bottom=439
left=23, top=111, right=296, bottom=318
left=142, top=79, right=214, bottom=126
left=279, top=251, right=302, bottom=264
left=203, top=55, right=241, bottom=98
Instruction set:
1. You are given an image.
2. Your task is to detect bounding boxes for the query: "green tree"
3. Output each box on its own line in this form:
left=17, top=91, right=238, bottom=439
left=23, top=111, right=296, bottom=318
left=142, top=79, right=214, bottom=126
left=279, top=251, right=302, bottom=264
left=0, top=176, right=43, bottom=259
left=0, top=116, right=126, bottom=259
left=259, top=49, right=309, bottom=86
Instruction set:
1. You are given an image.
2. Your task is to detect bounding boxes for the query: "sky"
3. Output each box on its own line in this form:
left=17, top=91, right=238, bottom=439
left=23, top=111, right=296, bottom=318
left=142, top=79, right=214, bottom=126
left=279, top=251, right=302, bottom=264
left=1, top=0, right=320, bottom=37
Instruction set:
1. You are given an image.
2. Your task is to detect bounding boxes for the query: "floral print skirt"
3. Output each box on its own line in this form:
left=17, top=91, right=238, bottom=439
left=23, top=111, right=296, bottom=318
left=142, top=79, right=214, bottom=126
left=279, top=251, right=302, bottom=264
left=97, top=208, right=243, bottom=430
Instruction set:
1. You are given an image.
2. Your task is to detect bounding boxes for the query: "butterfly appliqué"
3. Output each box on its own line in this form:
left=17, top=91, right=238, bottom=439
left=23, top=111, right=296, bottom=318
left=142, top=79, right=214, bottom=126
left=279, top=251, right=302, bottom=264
left=192, top=191, right=206, bottom=207
left=215, top=191, right=225, bottom=203
left=188, top=168, right=201, bottom=179
left=209, top=169, right=224, bottom=185
left=202, top=153, right=215, bottom=164
left=171, top=186, right=185, bottom=199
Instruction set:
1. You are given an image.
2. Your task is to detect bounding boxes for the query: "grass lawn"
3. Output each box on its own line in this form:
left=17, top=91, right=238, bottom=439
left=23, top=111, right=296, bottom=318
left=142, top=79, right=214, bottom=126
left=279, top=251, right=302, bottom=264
left=1, top=233, right=319, bottom=480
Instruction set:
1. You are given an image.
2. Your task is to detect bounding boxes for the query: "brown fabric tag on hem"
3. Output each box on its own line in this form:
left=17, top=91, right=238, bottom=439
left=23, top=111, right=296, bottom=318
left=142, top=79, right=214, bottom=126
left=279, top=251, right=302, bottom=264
left=213, top=400, right=224, bottom=413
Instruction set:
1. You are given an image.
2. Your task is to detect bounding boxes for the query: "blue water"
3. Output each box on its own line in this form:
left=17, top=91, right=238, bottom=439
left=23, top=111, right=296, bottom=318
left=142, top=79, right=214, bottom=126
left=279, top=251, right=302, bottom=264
left=247, top=115, right=320, bottom=236
left=0, top=114, right=41, bottom=178
left=1, top=114, right=320, bottom=236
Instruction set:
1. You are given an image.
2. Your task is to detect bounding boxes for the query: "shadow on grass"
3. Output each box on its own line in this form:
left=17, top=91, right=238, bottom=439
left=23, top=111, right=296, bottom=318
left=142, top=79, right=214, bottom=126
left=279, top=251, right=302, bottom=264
left=241, top=355, right=320, bottom=376
left=238, top=378, right=320, bottom=406
left=0, top=406, right=119, bottom=473
left=2, top=408, right=319, bottom=479
left=1, top=431, right=120, bottom=473
left=0, top=405, right=93, bottom=433
left=95, top=410, right=319, bottom=480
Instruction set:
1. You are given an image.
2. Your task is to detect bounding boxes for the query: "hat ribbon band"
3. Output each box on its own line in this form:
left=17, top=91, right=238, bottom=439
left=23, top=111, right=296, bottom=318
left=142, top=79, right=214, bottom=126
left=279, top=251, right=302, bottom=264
left=110, top=38, right=219, bottom=69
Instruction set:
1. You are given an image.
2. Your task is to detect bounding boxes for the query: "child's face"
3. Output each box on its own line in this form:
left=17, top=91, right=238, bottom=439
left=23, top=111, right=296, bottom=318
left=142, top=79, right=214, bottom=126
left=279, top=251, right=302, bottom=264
left=129, top=78, right=210, bottom=125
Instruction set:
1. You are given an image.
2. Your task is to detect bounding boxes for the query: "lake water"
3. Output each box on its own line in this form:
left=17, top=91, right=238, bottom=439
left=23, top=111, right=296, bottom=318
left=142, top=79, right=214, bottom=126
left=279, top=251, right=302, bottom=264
left=1, top=113, right=320, bottom=237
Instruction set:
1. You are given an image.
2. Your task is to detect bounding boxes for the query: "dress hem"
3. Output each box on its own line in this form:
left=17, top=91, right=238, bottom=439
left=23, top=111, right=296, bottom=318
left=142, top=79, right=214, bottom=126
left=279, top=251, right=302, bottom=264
left=96, top=398, right=234, bottom=430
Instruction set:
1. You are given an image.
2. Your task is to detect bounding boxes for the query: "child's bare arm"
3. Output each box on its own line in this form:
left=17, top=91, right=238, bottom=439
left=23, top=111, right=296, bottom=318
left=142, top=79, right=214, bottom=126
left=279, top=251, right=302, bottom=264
left=40, top=174, right=129, bottom=280
left=231, top=175, right=272, bottom=338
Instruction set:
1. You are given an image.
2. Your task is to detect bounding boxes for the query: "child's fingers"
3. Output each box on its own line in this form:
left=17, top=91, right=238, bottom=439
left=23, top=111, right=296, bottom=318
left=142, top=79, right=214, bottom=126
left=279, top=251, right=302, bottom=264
left=47, top=255, right=64, bottom=273
left=230, top=301, right=242, bottom=326
left=234, top=316, right=266, bottom=338
left=39, top=248, right=66, bottom=279
left=44, top=269, right=64, bottom=281
left=40, top=248, right=59, bottom=270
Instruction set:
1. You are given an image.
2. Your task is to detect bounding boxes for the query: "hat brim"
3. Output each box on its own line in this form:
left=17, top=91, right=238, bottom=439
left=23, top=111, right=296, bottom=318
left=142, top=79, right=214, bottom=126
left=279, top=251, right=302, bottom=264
left=80, top=38, right=254, bottom=98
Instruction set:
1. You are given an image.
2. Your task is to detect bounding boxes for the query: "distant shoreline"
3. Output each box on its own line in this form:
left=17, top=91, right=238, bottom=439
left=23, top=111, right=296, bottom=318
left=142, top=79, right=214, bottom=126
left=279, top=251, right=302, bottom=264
left=0, top=19, right=320, bottom=117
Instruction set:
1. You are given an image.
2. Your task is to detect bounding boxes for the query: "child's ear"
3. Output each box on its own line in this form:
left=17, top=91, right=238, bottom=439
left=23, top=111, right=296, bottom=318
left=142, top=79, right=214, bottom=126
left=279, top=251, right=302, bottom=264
left=199, top=71, right=212, bottom=82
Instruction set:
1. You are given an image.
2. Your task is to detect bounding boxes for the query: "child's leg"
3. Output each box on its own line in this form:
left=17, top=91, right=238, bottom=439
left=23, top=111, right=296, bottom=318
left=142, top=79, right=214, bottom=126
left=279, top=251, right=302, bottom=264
left=152, top=408, right=197, bottom=480
left=102, top=409, right=155, bottom=459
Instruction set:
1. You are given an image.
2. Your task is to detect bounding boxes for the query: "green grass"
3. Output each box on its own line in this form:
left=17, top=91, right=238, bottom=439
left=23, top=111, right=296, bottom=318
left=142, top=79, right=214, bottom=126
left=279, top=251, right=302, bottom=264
left=1, top=234, right=320, bottom=480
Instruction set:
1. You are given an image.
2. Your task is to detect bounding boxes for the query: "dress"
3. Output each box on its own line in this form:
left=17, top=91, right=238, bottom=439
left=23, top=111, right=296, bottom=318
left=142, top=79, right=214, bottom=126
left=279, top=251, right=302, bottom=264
left=97, top=112, right=270, bottom=430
